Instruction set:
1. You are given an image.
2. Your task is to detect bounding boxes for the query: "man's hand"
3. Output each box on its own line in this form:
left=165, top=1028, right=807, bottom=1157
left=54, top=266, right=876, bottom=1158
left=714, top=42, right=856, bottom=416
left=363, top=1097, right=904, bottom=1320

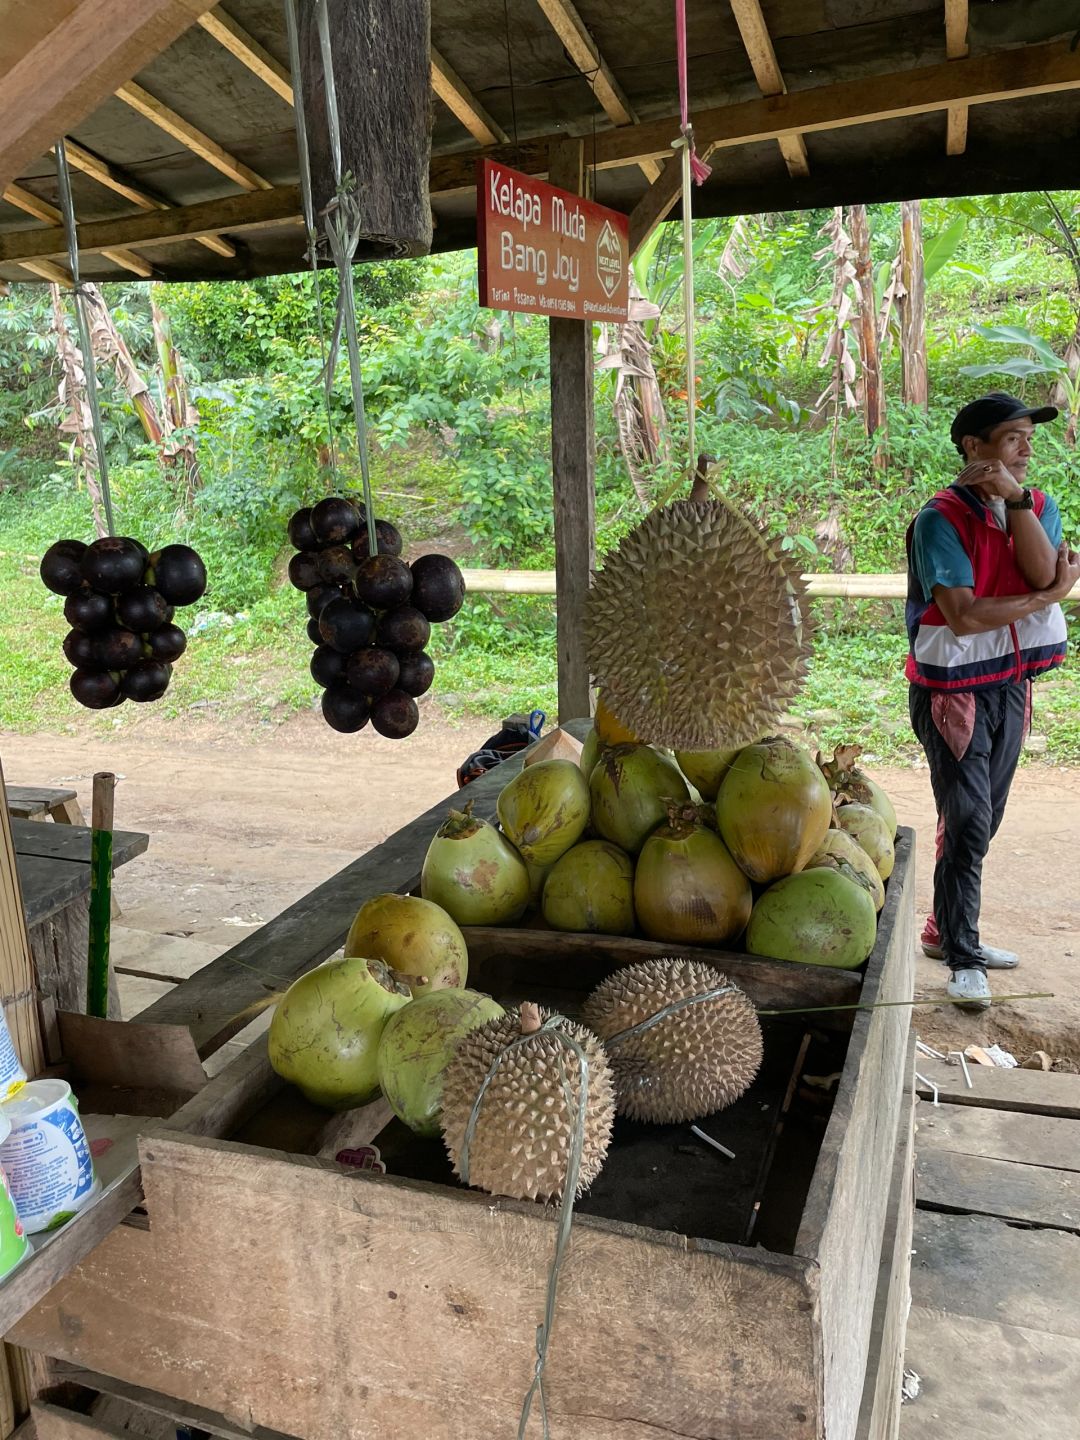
left=1046, top=542, right=1080, bottom=602
left=957, top=458, right=1024, bottom=502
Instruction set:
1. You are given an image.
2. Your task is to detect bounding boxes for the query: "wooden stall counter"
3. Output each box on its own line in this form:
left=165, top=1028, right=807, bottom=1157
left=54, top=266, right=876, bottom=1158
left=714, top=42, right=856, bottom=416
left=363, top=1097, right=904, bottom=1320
left=2, top=729, right=916, bottom=1440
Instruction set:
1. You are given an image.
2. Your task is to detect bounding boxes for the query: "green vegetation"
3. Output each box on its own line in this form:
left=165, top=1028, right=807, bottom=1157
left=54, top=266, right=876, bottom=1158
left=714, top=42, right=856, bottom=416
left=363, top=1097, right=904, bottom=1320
left=1, top=196, right=1079, bottom=761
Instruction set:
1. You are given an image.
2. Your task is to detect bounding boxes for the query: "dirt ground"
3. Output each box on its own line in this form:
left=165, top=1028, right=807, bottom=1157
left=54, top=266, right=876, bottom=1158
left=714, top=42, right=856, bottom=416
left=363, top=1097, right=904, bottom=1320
left=4, top=713, right=1078, bottom=1065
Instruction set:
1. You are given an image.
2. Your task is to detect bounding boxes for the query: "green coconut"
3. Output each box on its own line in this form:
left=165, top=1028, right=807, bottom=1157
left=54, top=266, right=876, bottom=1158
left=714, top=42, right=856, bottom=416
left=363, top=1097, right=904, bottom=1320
left=579, top=726, right=601, bottom=780
left=674, top=747, right=743, bottom=802
left=589, top=744, right=690, bottom=855
left=497, top=759, right=591, bottom=867
left=421, top=806, right=530, bottom=925
left=542, top=840, right=635, bottom=935
left=634, top=809, right=752, bottom=945
left=747, top=868, right=877, bottom=970
left=835, top=802, right=895, bottom=880
left=268, top=956, right=411, bottom=1110
left=345, top=893, right=468, bottom=998
left=806, top=828, right=886, bottom=912
left=376, top=987, right=505, bottom=1136
left=817, top=743, right=898, bottom=837
left=715, top=736, right=832, bottom=883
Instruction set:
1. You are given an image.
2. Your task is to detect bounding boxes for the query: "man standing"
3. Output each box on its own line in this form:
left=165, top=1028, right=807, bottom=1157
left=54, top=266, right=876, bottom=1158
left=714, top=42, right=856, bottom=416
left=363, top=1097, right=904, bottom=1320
left=906, top=392, right=1080, bottom=1010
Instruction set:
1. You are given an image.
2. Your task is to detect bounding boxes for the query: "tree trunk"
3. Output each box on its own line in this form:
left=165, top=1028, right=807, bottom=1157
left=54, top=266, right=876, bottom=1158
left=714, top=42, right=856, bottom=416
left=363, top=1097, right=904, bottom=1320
left=299, top=0, right=432, bottom=260
left=1051, top=306, right=1080, bottom=445
left=848, top=205, right=885, bottom=437
left=49, top=285, right=107, bottom=539
left=151, top=289, right=201, bottom=506
left=898, top=200, right=928, bottom=408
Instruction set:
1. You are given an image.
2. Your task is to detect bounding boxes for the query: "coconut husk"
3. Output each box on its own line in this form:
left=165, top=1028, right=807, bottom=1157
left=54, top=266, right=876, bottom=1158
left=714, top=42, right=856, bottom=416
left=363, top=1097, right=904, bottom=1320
left=583, top=498, right=812, bottom=749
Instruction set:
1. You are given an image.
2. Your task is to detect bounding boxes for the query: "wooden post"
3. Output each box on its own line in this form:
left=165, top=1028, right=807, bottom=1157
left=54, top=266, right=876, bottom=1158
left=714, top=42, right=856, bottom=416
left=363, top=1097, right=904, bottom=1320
left=0, top=754, right=46, bottom=1433
left=898, top=199, right=928, bottom=408
left=548, top=138, right=596, bottom=723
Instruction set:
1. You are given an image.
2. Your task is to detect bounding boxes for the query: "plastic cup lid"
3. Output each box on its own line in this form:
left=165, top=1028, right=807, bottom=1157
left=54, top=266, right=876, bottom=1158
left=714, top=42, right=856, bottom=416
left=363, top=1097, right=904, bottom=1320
left=1, top=1077, right=71, bottom=1124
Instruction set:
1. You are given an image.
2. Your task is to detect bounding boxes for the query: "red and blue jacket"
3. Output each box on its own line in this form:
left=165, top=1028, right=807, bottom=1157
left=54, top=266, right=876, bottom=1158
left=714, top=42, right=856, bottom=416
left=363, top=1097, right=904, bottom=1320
left=905, top=484, right=1067, bottom=691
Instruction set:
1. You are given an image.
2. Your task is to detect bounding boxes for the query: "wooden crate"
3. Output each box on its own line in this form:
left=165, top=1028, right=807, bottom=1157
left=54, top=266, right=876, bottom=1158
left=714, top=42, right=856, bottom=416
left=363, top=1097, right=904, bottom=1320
left=8, top=828, right=916, bottom=1440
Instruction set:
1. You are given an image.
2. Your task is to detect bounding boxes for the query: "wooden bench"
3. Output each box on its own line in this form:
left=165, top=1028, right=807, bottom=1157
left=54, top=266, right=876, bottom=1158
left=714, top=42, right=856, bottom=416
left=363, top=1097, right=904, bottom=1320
left=5, top=785, right=84, bottom=826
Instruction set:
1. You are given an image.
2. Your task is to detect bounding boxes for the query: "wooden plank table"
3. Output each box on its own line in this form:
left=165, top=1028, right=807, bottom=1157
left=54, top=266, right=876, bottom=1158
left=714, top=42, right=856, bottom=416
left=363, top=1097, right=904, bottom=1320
left=12, top=819, right=148, bottom=926
left=11, top=818, right=148, bottom=1052
left=5, top=785, right=83, bottom=825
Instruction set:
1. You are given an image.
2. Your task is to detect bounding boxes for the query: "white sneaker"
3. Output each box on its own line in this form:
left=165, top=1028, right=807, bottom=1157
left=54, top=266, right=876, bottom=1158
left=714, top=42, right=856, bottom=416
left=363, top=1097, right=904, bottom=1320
left=947, top=967, right=992, bottom=1011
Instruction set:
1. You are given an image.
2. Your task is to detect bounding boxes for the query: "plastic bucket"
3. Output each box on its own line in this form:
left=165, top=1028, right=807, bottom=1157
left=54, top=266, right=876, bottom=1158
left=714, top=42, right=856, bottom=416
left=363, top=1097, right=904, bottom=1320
left=0, top=1079, right=98, bottom=1234
left=0, top=1113, right=30, bottom=1276
left=0, top=1005, right=28, bottom=1102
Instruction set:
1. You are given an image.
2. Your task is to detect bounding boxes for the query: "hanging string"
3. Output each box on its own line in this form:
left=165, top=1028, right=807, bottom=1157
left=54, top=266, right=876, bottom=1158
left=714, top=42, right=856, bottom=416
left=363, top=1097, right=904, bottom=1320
left=54, top=139, right=116, bottom=537
left=282, top=0, right=340, bottom=479
left=502, top=0, right=521, bottom=168
left=294, top=0, right=379, bottom=559
left=459, top=1011, right=590, bottom=1440
left=672, top=0, right=711, bottom=481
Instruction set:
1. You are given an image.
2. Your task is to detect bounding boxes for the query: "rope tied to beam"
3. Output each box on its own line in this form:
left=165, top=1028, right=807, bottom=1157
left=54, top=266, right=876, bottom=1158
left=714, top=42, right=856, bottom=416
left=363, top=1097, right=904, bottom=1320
left=672, top=0, right=710, bottom=476
left=54, top=138, right=116, bottom=537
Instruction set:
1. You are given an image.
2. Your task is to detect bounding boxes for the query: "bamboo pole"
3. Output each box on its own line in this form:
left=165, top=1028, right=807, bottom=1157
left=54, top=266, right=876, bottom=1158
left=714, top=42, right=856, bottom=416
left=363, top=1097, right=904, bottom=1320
left=85, top=772, right=116, bottom=1019
left=460, top=568, right=910, bottom=599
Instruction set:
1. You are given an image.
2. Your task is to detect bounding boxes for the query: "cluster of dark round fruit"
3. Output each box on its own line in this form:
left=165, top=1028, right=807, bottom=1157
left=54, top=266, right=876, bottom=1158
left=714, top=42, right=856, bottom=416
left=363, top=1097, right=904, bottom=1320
left=40, top=537, right=207, bottom=709
left=288, top=496, right=465, bottom=738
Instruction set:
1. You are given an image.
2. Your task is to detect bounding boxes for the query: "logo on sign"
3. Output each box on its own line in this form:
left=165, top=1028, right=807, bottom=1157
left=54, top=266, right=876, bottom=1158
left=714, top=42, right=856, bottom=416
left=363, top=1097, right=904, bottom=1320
left=596, top=219, right=623, bottom=300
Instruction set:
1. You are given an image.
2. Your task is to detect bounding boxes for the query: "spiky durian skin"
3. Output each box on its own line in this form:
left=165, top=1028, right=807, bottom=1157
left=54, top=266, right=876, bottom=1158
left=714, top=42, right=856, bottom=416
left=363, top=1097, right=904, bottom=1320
left=582, top=958, right=763, bottom=1124
left=583, top=499, right=812, bottom=750
left=440, top=1009, right=615, bottom=1203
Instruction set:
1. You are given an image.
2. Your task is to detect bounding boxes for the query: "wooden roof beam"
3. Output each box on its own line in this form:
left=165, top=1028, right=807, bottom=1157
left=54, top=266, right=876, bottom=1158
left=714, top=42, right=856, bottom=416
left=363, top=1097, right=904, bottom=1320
left=535, top=0, right=660, bottom=182
left=431, top=48, right=508, bottom=146
left=0, top=186, right=302, bottom=265
left=59, top=141, right=237, bottom=259
left=0, top=0, right=211, bottom=193
left=728, top=0, right=809, bottom=177
left=115, top=82, right=273, bottom=191
left=197, top=8, right=294, bottom=105
left=3, top=182, right=155, bottom=278
left=945, top=0, right=970, bottom=155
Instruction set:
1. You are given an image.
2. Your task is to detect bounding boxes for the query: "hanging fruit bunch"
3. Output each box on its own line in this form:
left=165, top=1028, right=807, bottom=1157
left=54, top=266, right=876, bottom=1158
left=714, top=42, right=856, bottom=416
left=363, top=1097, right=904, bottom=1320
left=40, top=537, right=206, bottom=710
left=287, top=495, right=465, bottom=739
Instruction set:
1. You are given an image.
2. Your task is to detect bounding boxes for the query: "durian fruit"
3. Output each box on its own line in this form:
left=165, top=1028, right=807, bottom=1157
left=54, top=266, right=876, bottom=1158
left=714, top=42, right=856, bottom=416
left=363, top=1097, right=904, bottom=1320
left=582, top=958, right=763, bottom=1124
left=583, top=499, right=812, bottom=750
left=440, top=1002, right=615, bottom=1203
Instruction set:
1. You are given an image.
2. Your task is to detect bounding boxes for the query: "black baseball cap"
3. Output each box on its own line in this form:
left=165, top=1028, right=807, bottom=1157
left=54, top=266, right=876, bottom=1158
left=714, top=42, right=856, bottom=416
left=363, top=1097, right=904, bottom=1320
left=950, top=391, right=1058, bottom=453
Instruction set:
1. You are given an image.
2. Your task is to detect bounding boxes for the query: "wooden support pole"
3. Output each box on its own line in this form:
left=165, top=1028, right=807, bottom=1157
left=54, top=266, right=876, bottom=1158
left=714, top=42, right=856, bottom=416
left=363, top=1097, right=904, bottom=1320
left=899, top=199, right=928, bottom=408
left=547, top=139, right=595, bottom=724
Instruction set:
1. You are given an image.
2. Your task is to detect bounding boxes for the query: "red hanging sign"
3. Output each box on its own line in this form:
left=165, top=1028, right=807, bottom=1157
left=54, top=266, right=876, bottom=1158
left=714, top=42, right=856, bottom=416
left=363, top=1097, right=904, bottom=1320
left=476, top=159, right=630, bottom=322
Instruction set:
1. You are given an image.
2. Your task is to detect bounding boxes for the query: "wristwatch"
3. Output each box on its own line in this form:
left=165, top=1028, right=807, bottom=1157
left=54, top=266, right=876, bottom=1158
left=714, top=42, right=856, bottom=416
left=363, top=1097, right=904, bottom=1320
left=1005, top=487, right=1034, bottom=511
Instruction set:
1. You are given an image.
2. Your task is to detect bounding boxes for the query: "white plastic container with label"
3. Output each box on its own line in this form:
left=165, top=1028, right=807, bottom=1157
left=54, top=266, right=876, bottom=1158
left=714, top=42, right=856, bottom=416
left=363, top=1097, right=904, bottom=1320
left=0, top=1005, right=28, bottom=1102
left=0, top=1079, right=98, bottom=1234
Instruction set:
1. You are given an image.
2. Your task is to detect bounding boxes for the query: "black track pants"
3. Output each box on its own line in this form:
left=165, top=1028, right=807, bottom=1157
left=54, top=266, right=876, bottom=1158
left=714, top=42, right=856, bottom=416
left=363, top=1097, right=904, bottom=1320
left=908, top=682, right=1029, bottom=972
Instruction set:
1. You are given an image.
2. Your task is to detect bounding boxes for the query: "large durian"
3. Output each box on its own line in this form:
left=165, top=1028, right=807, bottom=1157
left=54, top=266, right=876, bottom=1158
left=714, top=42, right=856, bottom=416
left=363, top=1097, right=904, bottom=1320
left=583, top=499, right=812, bottom=750
left=440, top=1002, right=615, bottom=1203
left=582, top=958, right=763, bottom=1124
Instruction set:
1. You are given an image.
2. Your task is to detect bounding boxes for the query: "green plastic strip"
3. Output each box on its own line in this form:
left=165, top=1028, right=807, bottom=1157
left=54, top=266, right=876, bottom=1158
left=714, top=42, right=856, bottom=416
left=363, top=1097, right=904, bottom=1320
left=86, top=827, right=113, bottom=1017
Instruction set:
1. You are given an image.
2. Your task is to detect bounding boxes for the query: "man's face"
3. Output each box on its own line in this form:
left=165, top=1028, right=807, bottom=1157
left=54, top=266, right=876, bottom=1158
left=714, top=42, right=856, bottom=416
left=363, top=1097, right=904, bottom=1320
left=968, top=417, right=1035, bottom=479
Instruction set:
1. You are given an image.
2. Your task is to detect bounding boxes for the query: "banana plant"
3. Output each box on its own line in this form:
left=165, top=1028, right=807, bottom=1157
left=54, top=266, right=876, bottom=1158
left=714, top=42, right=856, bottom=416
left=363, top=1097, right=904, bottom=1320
left=959, top=322, right=1078, bottom=443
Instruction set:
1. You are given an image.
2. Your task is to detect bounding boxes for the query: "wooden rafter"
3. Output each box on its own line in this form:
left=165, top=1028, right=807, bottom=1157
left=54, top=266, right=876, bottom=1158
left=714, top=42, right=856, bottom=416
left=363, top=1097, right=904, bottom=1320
left=0, top=0, right=211, bottom=193
left=728, top=0, right=809, bottom=177
left=536, top=0, right=660, bottom=182
left=116, top=82, right=273, bottom=191
left=3, top=182, right=153, bottom=278
left=431, top=47, right=508, bottom=147
left=0, top=186, right=302, bottom=265
left=60, top=141, right=237, bottom=259
left=197, top=7, right=294, bottom=105
left=945, top=0, right=969, bottom=155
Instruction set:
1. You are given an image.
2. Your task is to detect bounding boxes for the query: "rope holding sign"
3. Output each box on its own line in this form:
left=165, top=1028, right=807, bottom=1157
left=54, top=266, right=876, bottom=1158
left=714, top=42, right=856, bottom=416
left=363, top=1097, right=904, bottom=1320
left=673, top=0, right=711, bottom=479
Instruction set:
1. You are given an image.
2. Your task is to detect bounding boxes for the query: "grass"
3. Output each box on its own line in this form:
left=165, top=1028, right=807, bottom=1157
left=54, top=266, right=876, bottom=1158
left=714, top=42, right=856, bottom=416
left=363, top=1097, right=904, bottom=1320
left=2, top=484, right=1078, bottom=759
